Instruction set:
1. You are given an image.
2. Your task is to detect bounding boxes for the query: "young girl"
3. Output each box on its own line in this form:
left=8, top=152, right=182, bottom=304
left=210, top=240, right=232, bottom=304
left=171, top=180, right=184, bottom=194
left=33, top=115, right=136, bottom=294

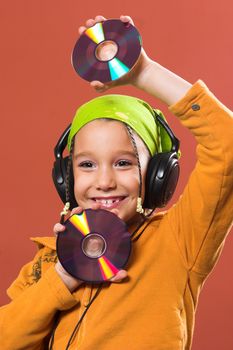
left=1, top=15, right=232, bottom=350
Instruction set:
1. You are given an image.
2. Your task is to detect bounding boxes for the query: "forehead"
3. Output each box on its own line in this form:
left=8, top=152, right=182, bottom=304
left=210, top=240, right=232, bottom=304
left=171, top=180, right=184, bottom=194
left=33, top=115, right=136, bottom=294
left=74, top=119, right=131, bottom=154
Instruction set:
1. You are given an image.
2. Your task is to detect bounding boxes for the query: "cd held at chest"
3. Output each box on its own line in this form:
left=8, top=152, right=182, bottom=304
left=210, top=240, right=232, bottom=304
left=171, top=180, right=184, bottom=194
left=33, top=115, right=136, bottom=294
left=56, top=209, right=131, bottom=283
left=71, top=19, right=142, bottom=83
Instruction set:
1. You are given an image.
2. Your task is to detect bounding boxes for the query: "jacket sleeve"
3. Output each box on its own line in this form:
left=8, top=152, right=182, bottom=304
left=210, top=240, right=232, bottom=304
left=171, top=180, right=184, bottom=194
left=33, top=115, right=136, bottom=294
left=0, top=246, right=79, bottom=350
left=167, top=80, right=233, bottom=276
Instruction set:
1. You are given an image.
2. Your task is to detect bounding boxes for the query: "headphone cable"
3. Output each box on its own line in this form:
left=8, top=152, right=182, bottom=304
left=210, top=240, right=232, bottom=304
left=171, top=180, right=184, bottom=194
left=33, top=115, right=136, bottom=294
left=65, top=284, right=103, bottom=350
left=48, top=284, right=103, bottom=350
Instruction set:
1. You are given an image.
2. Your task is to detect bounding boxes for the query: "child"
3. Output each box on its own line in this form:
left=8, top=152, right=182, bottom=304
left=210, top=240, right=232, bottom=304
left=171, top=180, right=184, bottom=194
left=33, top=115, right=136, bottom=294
left=1, top=15, right=232, bottom=350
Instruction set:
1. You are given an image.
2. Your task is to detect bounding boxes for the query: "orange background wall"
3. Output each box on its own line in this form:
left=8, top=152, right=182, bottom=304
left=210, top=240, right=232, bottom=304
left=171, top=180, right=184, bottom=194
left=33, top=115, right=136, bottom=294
left=0, top=1, right=232, bottom=349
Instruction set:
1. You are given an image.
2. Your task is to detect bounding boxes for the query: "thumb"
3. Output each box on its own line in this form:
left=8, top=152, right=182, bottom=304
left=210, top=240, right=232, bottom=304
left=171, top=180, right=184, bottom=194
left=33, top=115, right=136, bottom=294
left=90, top=79, right=118, bottom=93
left=90, top=80, right=109, bottom=92
left=110, top=269, right=128, bottom=283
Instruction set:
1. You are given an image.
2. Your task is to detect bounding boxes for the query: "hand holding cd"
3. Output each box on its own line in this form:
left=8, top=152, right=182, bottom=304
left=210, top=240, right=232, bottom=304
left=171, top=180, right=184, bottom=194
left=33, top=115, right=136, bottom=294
left=56, top=208, right=131, bottom=284
left=73, top=15, right=151, bottom=93
left=54, top=205, right=128, bottom=288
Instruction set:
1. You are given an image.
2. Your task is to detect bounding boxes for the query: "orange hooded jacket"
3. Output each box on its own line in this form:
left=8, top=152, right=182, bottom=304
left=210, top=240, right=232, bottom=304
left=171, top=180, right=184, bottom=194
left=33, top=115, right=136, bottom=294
left=0, top=81, right=233, bottom=350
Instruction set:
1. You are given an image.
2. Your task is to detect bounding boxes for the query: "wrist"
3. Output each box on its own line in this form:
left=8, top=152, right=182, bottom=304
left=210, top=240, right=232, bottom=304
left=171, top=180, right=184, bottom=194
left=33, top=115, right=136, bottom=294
left=55, top=262, right=82, bottom=292
left=131, top=53, right=155, bottom=90
left=133, top=59, right=192, bottom=105
left=132, top=58, right=161, bottom=90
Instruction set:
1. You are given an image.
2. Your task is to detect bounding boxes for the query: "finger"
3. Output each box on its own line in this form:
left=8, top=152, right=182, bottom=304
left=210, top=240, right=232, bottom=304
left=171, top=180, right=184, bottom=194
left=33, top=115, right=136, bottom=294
left=70, top=206, right=83, bottom=216
left=94, top=15, right=107, bottom=22
left=90, top=80, right=112, bottom=92
left=53, top=223, right=65, bottom=236
left=86, top=18, right=95, bottom=28
left=90, top=81, right=110, bottom=93
left=78, top=26, right=86, bottom=36
left=90, top=80, right=105, bottom=90
left=110, top=270, right=128, bottom=283
left=79, top=16, right=106, bottom=37
left=120, top=15, right=134, bottom=26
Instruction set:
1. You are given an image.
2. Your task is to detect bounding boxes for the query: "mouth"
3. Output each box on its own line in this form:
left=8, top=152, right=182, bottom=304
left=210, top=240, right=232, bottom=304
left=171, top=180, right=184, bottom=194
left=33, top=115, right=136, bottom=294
left=91, top=196, right=127, bottom=209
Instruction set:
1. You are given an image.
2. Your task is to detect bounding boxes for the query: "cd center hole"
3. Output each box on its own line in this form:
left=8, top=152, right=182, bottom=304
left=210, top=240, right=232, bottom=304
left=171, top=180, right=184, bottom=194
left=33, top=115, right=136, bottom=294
left=95, top=40, right=118, bottom=61
left=82, top=234, right=106, bottom=258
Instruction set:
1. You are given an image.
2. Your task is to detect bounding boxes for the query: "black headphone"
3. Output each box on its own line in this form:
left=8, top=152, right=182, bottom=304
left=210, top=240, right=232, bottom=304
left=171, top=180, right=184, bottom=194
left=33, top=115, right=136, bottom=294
left=52, top=111, right=180, bottom=211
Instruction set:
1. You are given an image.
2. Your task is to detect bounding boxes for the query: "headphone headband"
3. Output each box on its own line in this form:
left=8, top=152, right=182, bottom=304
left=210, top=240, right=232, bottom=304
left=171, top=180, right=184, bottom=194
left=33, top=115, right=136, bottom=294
left=153, top=111, right=180, bottom=154
left=54, top=124, right=71, bottom=159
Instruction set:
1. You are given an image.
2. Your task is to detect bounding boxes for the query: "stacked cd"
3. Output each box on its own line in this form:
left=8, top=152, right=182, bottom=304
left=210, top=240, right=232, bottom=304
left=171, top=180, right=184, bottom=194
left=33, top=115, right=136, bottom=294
left=71, top=19, right=142, bottom=83
left=57, top=209, right=131, bottom=283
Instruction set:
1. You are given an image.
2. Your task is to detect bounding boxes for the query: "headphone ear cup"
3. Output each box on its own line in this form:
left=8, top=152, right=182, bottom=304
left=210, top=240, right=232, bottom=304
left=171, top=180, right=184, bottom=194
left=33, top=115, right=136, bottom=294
left=52, top=156, right=67, bottom=204
left=144, top=152, right=180, bottom=209
left=52, top=156, right=78, bottom=209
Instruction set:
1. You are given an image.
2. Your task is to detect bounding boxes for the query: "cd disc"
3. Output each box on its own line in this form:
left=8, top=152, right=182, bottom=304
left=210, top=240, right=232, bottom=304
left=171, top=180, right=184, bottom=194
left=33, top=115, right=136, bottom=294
left=56, top=209, right=131, bottom=283
left=71, top=19, right=142, bottom=83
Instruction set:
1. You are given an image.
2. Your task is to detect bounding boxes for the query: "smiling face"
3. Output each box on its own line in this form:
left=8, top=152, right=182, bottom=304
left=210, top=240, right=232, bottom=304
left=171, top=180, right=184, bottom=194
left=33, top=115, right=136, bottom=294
left=72, top=119, right=150, bottom=225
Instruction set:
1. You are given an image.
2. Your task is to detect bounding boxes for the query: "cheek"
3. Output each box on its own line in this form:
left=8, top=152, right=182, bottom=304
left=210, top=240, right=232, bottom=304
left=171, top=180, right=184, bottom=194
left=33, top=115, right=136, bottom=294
left=72, top=169, right=89, bottom=199
left=118, top=170, right=140, bottom=196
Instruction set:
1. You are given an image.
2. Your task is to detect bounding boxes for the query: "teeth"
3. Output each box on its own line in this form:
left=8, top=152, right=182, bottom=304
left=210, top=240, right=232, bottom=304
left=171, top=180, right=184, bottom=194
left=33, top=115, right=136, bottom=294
left=95, top=198, right=121, bottom=205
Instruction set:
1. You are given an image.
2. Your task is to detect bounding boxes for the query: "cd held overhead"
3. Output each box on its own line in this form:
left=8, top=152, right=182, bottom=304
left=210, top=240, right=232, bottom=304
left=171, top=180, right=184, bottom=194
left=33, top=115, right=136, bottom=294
left=71, top=15, right=190, bottom=105
left=71, top=18, right=142, bottom=83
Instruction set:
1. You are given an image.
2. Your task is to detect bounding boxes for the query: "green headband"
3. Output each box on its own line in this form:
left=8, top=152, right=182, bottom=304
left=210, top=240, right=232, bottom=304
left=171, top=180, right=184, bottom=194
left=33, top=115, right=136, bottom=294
left=68, top=94, right=174, bottom=156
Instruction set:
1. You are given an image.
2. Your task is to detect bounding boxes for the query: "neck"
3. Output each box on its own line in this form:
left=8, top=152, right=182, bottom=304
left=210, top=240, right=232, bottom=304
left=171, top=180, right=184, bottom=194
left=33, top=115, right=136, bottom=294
left=126, top=213, right=147, bottom=235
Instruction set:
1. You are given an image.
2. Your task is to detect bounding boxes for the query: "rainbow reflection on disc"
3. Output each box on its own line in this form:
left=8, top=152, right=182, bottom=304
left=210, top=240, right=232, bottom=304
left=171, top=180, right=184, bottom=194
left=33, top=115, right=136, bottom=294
left=56, top=209, right=131, bottom=283
left=71, top=19, right=142, bottom=83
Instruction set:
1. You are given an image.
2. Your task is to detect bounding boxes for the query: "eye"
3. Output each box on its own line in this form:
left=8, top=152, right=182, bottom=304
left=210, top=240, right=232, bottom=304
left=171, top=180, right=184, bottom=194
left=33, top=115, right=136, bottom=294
left=78, top=161, right=95, bottom=168
left=116, top=160, right=132, bottom=167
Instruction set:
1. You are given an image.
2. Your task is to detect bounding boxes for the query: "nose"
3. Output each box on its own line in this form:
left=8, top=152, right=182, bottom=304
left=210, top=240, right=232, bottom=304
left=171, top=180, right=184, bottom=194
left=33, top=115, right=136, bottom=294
left=95, top=166, right=117, bottom=191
